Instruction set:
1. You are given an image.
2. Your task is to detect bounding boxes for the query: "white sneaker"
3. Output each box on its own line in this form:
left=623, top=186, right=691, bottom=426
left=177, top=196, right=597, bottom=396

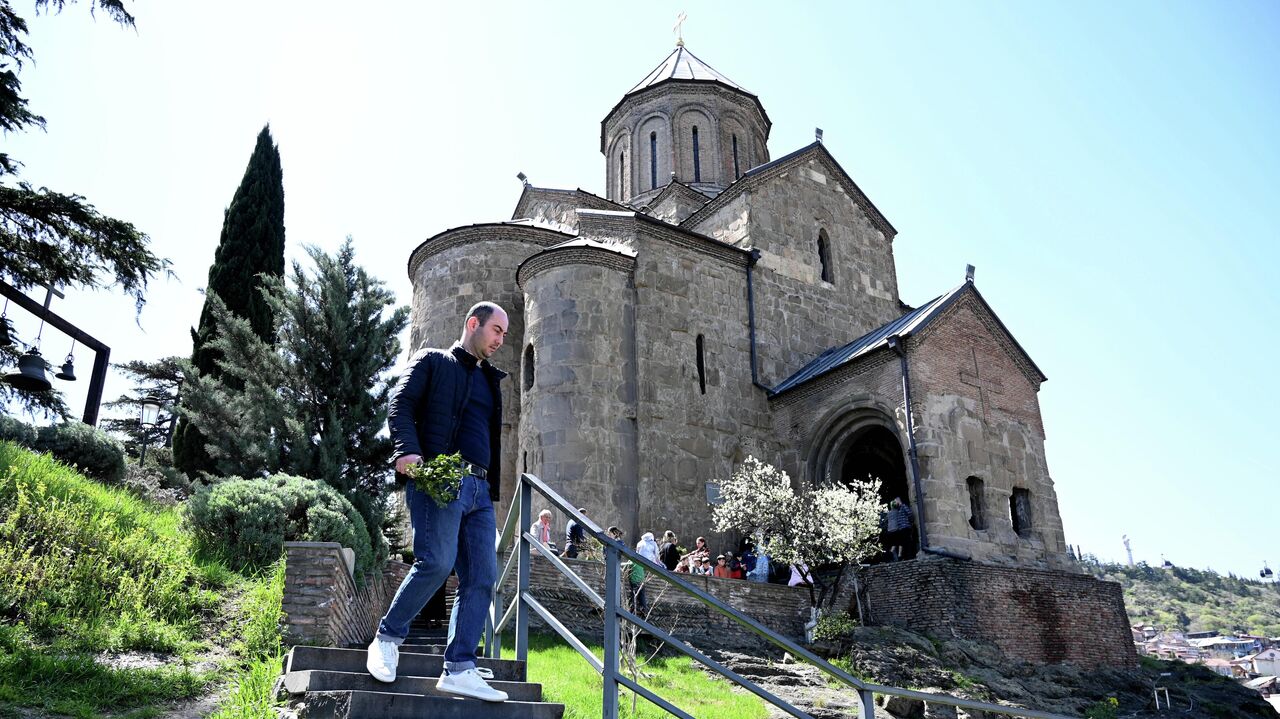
left=436, top=667, right=508, bottom=702
left=366, top=638, right=399, bottom=683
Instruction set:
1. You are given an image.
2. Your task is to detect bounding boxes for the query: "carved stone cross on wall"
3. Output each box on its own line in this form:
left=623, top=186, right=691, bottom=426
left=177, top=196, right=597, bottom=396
left=960, top=347, right=1003, bottom=421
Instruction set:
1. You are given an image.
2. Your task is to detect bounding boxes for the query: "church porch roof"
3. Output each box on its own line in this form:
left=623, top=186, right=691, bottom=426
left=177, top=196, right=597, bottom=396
left=770, top=280, right=1047, bottom=397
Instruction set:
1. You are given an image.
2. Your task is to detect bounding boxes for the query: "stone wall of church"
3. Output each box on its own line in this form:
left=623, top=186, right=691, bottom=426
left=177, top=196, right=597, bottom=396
left=518, top=248, right=641, bottom=539
left=407, top=225, right=566, bottom=516
left=856, top=557, right=1137, bottom=668
left=906, top=295, right=1069, bottom=568
left=627, top=223, right=777, bottom=547
left=693, top=155, right=903, bottom=390
left=768, top=351, right=909, bottom=490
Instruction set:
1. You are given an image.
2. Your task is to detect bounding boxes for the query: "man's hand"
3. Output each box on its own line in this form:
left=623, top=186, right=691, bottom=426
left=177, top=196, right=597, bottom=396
left=395, top=454, right=423, bottom=475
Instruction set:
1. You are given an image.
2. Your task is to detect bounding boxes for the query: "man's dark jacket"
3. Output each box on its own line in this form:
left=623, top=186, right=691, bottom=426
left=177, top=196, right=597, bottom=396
left=388, top=343, right=507, bottom=501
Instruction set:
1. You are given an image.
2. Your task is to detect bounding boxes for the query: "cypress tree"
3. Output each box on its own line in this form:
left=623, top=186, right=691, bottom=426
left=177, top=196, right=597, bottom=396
left=173, top=125, right=285, bottom=476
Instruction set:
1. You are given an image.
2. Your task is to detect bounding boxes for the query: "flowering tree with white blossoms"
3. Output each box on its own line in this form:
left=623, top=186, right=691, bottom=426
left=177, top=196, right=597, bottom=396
left=712, top=456, right=884, bottom=608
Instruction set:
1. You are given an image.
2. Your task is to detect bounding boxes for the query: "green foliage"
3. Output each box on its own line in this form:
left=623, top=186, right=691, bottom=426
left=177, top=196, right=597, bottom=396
left=503, top=632, right=767, bottom=719
left=2, top=415, right=127, bottom=484
left=0, top=442, right=220, bottom=652
left=0, top=414, right=35, bottom=446
left=101, top=356, right=184, bottom=461
left=33, top=420, right=126, bottom=484
left=178, top=240, right=407, bottom=563
left=174, top=126, right=285, bottom=477
left=208, top=562, right=286, bottom=719
left=1087, top=561, right=1280, bottom=636
left=404, top=451, right=464, bottom=507
left=185, top=474, right=375, bottom=579
left=1084, top=696, right=1119, bottom=719
left=0, top=642, right=211, bottom=719
left=812, top=611, right=860, bottom=642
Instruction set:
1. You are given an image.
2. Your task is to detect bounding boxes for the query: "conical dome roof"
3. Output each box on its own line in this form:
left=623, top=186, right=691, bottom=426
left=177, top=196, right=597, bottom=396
left=625, top=45, right=747, bottom=95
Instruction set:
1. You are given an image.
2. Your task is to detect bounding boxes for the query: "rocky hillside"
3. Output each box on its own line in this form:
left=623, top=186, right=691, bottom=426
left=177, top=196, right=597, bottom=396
left=712, top=625, right=1275, bottom=718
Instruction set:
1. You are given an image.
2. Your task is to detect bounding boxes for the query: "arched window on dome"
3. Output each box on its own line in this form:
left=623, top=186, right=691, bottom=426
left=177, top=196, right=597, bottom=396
left=692, top=126, right=701, bottom=183
left=695, top=334, right=706, bottom=395
left=649, top=131, right=658, bottom=190
left=817, top=228, right=834, bottom=283
left=732, top=134, right=741, bottom=180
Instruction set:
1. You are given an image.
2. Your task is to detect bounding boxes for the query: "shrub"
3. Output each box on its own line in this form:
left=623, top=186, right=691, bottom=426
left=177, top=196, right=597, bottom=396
left=31, top=421, right=126, bottom=484
left=0, top=413, right=37, bottom=446
left=813, top=610, right=860, bottom=642
left=186, top=474, right=377, bottom=579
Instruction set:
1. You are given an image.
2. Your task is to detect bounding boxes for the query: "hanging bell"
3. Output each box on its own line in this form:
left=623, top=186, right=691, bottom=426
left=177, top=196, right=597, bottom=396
left=0, top=316, right=12, bottom=348
left=3, top=348, right=53, bottom=392
left=55, top=354, right=76, bottom=381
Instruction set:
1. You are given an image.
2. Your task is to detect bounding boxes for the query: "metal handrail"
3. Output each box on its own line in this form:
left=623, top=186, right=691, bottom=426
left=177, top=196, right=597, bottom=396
left=484, top=472, right=1075, bottom=719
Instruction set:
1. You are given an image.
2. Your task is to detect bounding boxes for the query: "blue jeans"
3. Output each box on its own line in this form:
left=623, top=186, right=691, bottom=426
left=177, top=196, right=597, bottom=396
left=377, top=475, right=496, bottom=673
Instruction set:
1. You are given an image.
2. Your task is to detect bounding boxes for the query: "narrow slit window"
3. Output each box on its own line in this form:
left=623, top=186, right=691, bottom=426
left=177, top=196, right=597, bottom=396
left=966, top=476, right=986, bottom=530
left=732, top=134, right=741, bottom=179
left=692, top=126, right=701, bottom=183
left=695, top=334, right=706, bottom=395
left=650, top=131, right=658, bottom=190
left=817, top=229, right=833, bottom=283
left=617, top=151, right=625, bottom=198
left=1010, top=488, right=1032, bottom=536
left=523, top=344, right=535, bottom=391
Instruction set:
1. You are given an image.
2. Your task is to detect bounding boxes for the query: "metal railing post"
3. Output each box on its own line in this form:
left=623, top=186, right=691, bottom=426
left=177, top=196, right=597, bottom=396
left=602, top=543, right=621, bottom=719
left=860, top=689, right=876, bottom=719
left=516, top=478, right=532, bottom=662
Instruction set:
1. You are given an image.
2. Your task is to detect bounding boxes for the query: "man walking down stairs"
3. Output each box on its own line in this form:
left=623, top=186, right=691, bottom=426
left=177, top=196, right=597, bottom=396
left=281, top=637, right=566, bottom=718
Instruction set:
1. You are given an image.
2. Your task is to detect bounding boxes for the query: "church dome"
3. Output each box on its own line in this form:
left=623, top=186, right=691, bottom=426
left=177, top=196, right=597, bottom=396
left=602, top=46, right=771, bottom=207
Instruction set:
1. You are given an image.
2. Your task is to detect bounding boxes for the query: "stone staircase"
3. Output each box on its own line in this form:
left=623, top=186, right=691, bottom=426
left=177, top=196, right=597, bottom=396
left=281, top=617, right=565, bottom=717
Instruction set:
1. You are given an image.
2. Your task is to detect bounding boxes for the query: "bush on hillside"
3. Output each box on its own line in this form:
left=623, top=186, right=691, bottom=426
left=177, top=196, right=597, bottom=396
left=186, top=474, right=378, bottom=579
left=1, top=416, right=127, bottom=484
left=35, top=421, right=128, bottom=484
left=0, top=413, right=38, bottom=446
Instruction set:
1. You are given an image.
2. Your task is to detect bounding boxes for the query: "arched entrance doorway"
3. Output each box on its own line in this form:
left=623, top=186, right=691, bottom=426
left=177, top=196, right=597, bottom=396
left=810, top=407, right=916, bottom=563
left=838, top=425, right=914, bottom=562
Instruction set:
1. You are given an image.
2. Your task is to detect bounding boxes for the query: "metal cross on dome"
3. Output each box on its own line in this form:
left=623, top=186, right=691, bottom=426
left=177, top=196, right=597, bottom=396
left=673, top=11, right=687, bottom=47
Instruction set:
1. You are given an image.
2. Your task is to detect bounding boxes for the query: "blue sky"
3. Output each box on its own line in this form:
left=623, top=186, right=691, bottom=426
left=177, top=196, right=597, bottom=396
left=5, top=1, right=1277, bottom=578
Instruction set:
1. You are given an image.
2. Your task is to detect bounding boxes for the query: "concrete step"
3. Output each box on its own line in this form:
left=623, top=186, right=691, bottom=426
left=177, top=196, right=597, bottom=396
left=286, top=646, right=526, bottom=682
left=398, top=642, right=447, bottom=654
left=295, top=689, right=564, bottom=719
left=283, top=669, right=543, bottom=702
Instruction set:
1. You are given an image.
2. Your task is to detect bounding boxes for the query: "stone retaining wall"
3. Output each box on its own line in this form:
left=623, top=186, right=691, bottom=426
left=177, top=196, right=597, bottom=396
left=854, top=557, right=1136, bottom=668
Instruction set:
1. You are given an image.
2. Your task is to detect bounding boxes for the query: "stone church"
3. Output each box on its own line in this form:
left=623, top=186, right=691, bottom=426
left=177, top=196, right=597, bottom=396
left=405, top=43, right=1141, bottom=667
left=407, top=43, right=1069, bottom=570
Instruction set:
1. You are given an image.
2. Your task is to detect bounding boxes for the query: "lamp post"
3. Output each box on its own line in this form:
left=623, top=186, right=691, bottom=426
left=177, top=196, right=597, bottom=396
left=139, top=396, right=162, bottom=465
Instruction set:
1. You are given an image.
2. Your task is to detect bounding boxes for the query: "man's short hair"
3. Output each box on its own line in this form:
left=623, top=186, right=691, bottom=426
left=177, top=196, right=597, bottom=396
left=539, top=509, right=553, bottom=519
left=467, top=301, right=501, bottom=327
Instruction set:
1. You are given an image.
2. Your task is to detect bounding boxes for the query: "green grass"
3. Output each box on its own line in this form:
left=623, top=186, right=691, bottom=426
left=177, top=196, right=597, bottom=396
left=208, top=561, right=287, bottom=719
left=504, top=633, right=768, bottom=719
left=0, top=442, right=240, bottom=717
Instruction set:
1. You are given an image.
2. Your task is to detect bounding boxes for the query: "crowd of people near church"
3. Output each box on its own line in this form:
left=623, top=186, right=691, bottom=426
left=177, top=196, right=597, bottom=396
left=527, top=508, right=813, bottom=587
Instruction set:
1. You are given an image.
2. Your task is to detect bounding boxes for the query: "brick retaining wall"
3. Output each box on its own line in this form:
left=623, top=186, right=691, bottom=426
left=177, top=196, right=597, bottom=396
left=281, top=542, right=409, bottom=648
left=855, top=557, right=1136, bottom=667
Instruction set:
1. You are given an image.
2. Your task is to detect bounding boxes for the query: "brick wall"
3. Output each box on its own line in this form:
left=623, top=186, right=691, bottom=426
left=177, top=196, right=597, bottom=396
left=281, top=542, right=410, bottom=648
left=856, top=557, right=1137, bottom=668
left=504, top=555, right=812, bottom=652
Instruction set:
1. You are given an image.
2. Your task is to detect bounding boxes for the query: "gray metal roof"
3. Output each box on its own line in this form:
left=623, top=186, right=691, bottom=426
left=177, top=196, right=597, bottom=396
left=626, top=45, right=746, bottom=95
left=770, top=284, right=968, bottom=395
